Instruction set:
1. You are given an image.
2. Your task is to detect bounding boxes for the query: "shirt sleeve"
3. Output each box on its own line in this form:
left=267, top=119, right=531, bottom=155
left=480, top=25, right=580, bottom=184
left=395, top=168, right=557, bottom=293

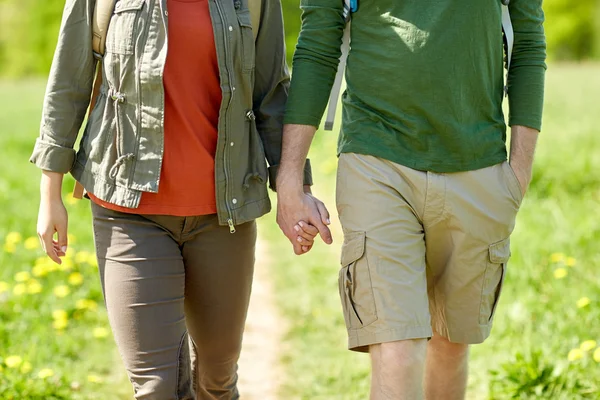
left=283, top=0, right=346, bottom=127
left=507, top=0, right=547, bottom=131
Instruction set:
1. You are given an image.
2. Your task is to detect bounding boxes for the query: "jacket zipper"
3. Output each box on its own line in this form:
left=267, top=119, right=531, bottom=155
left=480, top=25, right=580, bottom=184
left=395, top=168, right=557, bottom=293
left=214, top=0, right=236, bottom=233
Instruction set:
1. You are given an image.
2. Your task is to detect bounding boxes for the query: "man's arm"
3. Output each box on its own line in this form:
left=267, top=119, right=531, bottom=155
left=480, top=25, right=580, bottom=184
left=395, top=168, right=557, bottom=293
left=509, top=125, right=538, bottom=195
left=505, top=0, right=546, bottom=193
left=277, top=124, right=332, bottom=255
left=276, top=0, right=346, bottom=254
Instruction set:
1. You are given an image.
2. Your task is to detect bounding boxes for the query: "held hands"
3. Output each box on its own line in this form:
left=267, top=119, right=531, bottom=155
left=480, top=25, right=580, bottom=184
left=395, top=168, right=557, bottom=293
left=276, top=188, right=333, bottom=255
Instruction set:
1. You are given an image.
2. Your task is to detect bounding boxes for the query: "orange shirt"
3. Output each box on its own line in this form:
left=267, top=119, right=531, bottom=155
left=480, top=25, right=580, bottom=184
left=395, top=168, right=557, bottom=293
left=90, top=0, right=222, bottom=216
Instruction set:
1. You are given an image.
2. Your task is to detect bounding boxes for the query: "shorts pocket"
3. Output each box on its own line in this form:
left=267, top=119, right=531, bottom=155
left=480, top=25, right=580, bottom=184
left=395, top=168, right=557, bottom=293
left=338, top=231, right=378, bottom=330
left=479, top=238, right=510, bottom=325
left=502, top=162, right=524, bottom=205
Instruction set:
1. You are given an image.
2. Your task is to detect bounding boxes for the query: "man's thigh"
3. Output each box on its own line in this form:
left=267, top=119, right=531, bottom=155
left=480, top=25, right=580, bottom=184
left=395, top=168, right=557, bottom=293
left=425, top=161, right=522, bottom=344
left=336, top=153, right=432, bottom=352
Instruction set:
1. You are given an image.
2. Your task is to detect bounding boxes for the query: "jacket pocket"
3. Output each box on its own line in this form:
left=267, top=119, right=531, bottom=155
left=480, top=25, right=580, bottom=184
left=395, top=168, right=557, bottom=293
left=479, top=238, right=510, bottom=325
left=338, top=231, right=378, bottom=330
left=105, top=0, right=146, bottom=55
left=245, top=110, right=268, bottom=186
left=236, top=9, right=255, bottom=73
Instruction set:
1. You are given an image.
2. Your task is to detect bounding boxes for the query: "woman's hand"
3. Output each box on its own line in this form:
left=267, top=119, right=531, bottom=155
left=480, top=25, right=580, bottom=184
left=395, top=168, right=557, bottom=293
left=294, top=221, right=319, bottom=253
left=37, top=171, right=69, bottom=264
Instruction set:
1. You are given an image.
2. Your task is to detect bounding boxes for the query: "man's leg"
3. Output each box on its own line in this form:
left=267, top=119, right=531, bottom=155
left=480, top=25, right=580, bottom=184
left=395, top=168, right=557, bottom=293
left=336, top=153, right=432, bottom=399
left=371, top=339, right=427, bottom=400
left=424, top=333, right=469, bottom=400
left=422, top=162, right=522, bottom=399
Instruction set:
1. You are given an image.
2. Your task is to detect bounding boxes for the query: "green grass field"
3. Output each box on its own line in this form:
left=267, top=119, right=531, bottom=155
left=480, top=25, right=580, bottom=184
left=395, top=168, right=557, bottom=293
left=0, top=64, right=598, bottom=399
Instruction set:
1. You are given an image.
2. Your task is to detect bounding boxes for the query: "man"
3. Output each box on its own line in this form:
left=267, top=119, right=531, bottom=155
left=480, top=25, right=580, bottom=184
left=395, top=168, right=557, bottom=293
left=276, top=0, right=546, bottom=398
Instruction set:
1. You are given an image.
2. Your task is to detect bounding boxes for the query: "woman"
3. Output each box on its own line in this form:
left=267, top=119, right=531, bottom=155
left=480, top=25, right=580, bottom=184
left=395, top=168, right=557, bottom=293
left=30, top=0, right=313, bottom=398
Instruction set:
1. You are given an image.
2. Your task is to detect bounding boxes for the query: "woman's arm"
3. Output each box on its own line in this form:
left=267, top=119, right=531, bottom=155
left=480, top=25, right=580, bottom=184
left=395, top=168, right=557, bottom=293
left=30, top=0, right=97, bottom=173
left=252, top=0, right=313, bottom=192
left=31, top=0, right=96, bottom=263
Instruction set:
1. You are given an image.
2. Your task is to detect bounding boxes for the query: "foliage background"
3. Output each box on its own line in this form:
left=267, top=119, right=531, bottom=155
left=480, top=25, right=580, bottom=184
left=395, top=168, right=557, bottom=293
left=0, top=0, right=600, bottom=76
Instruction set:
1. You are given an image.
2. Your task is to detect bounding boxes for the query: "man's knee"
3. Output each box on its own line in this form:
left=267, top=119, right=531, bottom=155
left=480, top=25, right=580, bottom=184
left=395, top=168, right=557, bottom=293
left=371, top=338, right=428, bottom=367
left=428, top=334, right=469, bottom=359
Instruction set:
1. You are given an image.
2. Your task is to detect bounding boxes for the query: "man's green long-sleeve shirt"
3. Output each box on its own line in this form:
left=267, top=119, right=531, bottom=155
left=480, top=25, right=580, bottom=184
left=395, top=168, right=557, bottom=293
left=284, top=0, right=546, bottom=172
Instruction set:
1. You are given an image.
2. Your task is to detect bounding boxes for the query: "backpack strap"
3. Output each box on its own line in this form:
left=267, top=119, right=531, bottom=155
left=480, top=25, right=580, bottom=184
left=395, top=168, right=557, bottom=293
left=92, top=0, right=118, bottom=58
left=324, top=0, right=353, bottom=131
left=248, top=0, right=262, bottom=42
left=501, top=1, right=513, bottom=96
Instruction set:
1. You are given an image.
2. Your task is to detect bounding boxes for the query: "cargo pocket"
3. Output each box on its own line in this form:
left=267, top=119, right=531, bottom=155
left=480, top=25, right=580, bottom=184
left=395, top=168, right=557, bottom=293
left=479, top=238, right=510, bottom=325
left=236, top=9, right=256, bottom=73
left=105, top=0, right=146, bottom=55
left=338, top=231, right=378, bottom=330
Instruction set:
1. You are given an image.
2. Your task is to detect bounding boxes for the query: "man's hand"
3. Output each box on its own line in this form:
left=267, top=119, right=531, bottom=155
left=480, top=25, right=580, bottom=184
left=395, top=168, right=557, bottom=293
left=509, top=125, right=539, bottom=196
left=277, top=189, right=332, bottom=255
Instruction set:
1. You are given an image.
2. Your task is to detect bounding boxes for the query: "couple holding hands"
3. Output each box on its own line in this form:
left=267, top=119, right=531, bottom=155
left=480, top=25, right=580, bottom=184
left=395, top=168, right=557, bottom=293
left=32, top=0, right=545, bottom=398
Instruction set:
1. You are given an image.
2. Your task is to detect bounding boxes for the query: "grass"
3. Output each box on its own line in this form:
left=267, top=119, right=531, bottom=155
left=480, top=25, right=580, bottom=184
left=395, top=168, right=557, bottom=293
left=0, top=81, right=131, bottom=399
left=0, top=64, right=598, bottom=399
left=257, top=63, right=600, bottom=399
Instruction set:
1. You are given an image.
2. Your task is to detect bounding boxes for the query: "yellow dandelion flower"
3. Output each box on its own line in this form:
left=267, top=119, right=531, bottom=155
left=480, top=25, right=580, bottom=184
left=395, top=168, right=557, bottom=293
left=93, top=327, right=109, bottom=339
left=565, top=257, right=577, bottom=267
left=568, top=348, right=584, bottom=361
left=4, top=243, right=16, bottom=253
left=594, top=348, right=600, bottom=363
left=87, top=254, right=98, bottom=267
left=52, top=310, right=68, bottom=320
left=20, top=361, right=32, bottom=374
left=24, top=237, right=39, bottom=250
left=53, top=318, right=68, bottom=330
left=553, top=268, right=568, bottom=279
left=38, top=368, right=55, bottom=379
left=58, top=258, right=75, bottom=271
left=68, top=272, right=84, bottom=286
left=550, top=253, right=566, bottom=263
left=5, top=232, right=23, bottom=245
left=27, top=280, right=43, bottom=294
left=87, top=374, right=103, bottom=383
left=32, top=264, right=50, bottom=278
left=0, top=281, right=9, bottom=294
left=53, top=285, right=70, bottom=298
left=14, top=271, right=31, bottom=282
left=5, top=355, right=23, bottom=368
left=13, top=283, right=26, bottom=296
left=576, top=297, right=591, bottom=308
left=75, top=299, right=98, bottom=311
left=580, top=340, right=597, bottom=352
left=75, top=251, right=93, bottom=264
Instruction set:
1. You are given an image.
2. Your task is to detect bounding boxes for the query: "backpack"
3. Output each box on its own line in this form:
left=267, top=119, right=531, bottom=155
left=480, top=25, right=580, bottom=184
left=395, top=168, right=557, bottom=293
left=74, top=0, right=263, bottom=199
left=324, top=0, right=514, bottom=131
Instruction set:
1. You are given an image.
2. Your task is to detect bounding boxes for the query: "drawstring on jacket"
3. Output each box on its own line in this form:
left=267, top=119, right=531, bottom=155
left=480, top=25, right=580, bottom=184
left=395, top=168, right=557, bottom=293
left=108, top=88, right=135, bottom=180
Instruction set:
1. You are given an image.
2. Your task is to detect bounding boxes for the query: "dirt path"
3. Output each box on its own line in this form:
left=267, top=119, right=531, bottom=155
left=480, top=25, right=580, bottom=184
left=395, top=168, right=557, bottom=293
left=237, top=238, right=283, bottom=399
